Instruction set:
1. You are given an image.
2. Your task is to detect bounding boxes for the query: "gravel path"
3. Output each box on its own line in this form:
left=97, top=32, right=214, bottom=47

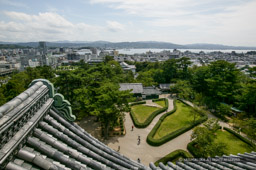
left=79, top=96, right=233, bottom=165
left=104, top=95, right=196, bottom=165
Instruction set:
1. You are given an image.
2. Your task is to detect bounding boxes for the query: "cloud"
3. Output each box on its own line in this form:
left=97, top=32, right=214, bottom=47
left=0, top=11, right=105, bottom=42
left=0, top=0, right=28, bottom=8
left=106, top=21, right=124, bottom=32
left=89, top=0, right=256, bottom=46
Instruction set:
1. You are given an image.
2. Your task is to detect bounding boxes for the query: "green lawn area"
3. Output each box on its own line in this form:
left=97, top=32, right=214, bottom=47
left=214, top=130, right=254, bottom=155
left=153, top=100, right=201, bottom=139
left=154, top=100, right=166, bottom=107
left=131, top=105, right=160, bottom=123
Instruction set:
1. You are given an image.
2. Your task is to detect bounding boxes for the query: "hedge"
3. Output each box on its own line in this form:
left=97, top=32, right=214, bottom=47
left=154, top=149, right=193, bottom=166
left=130, top=99, right=168, bottom=128
left=130, top=101, right=146, bottom=106
left=147, top=99, right=208, bottom=146
left=187, top=140, right=199, bottom=157
left=223, top=127, right=256, bottom=148
left=187, top=127, right=256, bottom=158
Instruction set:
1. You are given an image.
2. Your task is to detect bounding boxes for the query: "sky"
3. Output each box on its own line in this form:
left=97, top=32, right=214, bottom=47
left=0, top=0, right=256, bottom=46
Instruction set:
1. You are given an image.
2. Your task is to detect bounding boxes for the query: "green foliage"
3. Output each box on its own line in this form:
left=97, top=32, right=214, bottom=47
left=223, top=127, right=256, bottom=147
left=190, top=61, right=241, bottom=110
left=154, top=150, right=193, bottom=166
left=0, top=66, right=55, bottom=103
left=189, top=119, right=226, bottom=158
left=189, top=127, right=255, bottom=158
left=231, top=117, right=256, bottom=143
left=215, top=103, right=232, bottom=118
left=104, top=55, right=114, bottom=63
left=136, top=70, right=157, bottom=86
left=95, top=82, right=133, bottom=139
left=130, top=101, right=146, bottom=106
left=130, top=99, right=168, bottom=128
left=153, top=100, right=166, bottom=107
left=55, top=61, right=135, bottom=138
left=170, top=80, right=194, bottom=100
left=147, top=99, right=207, bottom=146
left=236, top=81, right=256, bottom=116
left=0, top=88, right=6, bottom=106
left=248, top=66, right=256, bottom=78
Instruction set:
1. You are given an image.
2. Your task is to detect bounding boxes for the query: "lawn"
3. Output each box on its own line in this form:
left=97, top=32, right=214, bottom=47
left=154, top=100, right=166, bottom=107
left=131, top=105, right=160, bottom=123
left=214, top=130, right=254, bottom=155
left=153, top=100, right=201, bottom=139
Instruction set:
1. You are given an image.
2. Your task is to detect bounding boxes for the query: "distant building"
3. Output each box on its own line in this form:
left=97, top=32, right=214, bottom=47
left=142, top=86, right=161, bottom=99
left=28, top=59, right=40, bottom=67
left=67, top=53, right=80, bottom=61
left=119, top=83, right=143, bottom=97
left=120, top=62, right=136, bottom=74
left=159, top=83, right=175, bottom=92
left=38, top=41, right=47, bottom=55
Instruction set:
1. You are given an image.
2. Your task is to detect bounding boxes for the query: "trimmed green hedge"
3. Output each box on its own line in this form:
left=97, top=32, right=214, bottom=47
left=147, top=99, right=208, bottom=146
left=223, top=127, right=256, bottom=148
left=130, top=99, right=168, bottom=128
left=154, top=149, right=193, bottom=166
left=130, top=101, right=146, bottom=106
left=187, top=127, right=256, bottom=158
left=187, top=140, right=199, bottom=157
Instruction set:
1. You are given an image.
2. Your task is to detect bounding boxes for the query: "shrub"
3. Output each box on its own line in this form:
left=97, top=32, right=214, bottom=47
left=130, top=99, right=168, bottom=128
left=147, top=99, right=208, bottom=146
left=187, top=141, right=199, bottom=157
left=224, top=127, right=256, bottom=148
left=130, top=101, right=146, bottom=106
left=154, top=149, right=193, bottom=166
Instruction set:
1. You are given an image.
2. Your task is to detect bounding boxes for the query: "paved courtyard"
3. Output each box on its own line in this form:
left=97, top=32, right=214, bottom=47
left=78, top=95, right=232, bottom=165
left=103, top=95, right=195, bottom=165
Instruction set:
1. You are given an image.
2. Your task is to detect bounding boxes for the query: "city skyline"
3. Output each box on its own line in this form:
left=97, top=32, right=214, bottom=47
left=0, top=0, right=256, bottom=46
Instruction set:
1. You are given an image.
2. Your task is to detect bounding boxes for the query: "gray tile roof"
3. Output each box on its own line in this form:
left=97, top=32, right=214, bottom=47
left=142, top=87, right=161, bottom=95
left=119, top=83, right=144, bottom=94
left=1, top=79, right=255, bottom=170
left=159, top=84, right=175, bottom=90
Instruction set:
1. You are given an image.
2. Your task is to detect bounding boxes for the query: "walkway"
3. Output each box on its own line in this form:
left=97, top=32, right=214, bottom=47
left=104, top=95, right=194, bottom=165
left=181, top=99, right=231, bottom=129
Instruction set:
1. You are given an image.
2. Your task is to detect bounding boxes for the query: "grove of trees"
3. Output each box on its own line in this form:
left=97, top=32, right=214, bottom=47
left=1, top=56, right=256, bottom=139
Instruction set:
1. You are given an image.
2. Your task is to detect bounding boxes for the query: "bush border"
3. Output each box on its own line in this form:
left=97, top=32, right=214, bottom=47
left=223, top=127, right=256, bottom=148
left=147, top=99, right=208, bottom=146
left=130, top=98, right=168, bottom=128
left=187, top=127, right=256, bottom=157
left=154, top=149, right=193, bottom=166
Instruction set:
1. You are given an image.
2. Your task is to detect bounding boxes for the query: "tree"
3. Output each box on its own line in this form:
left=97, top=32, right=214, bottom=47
left=162, top=59, right=178, bottom=82
left=170, top=80, right=194, bottom=100
left=176, top=57, right=192, bottom=79
left=215, top=103, right=232, bottom=117
left=136, top=70, right=157, bottom=86
left=237, top=81, right=256, bottom=116
left=0, top=88, right=6, bottom=106
left=242, top=118, right=256, bottom=142
left=248, top=66, right=256, bottom=78
left=191, top=119, right=227, bottom=157
left=104, top=55, right=114, bottom=63
left=190, top=66, right=209, bottom=95
left=94, top=82, right=133, bottom=139
left=205, top=60, right=240, bottom=104
left=203, top=118, right=220, bottom=132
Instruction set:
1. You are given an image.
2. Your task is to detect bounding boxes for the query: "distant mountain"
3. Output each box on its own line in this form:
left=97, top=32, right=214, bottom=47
left=0, top=41, right=256, bottom=50
left=184, top=43, right=256, bottom=50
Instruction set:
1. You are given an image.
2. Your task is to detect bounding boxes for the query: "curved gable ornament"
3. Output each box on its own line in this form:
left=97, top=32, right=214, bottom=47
left=53, top=93, right=76, bottom=121
left=29, top=79, right=76, bottom=121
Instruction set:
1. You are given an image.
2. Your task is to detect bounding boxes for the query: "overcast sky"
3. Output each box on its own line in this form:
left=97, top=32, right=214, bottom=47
left=0, top=0, right=256, bottom=46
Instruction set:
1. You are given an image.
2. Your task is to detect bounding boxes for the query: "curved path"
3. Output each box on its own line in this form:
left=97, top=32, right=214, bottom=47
left=104, top=95, right=195, bottom=165
left=80, top=97, right=241, bottom=165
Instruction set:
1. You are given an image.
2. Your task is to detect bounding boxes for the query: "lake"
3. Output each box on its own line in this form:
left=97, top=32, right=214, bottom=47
left=107, top=49, right=252, bottom=55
